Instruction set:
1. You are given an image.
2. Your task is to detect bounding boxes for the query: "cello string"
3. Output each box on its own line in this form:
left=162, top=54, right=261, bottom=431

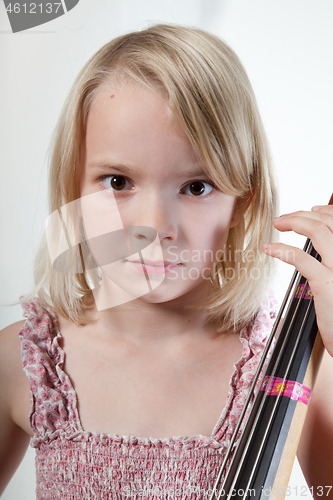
left=214, top=195, right=332, bottom=498
left=210, top=275, right=301, bottom=499
left=240, top=192, right=332, bottom=495
left=238, top=279, right=315, bottom=500
left=235, top=249, right=317, bottom=499
left=209, top=266, right=301, bottom=500
left=211, top=241, right=316, bottom=499
left=209, top=268, right=301, bottom=499
left=225, top=278, right=313, bottom=500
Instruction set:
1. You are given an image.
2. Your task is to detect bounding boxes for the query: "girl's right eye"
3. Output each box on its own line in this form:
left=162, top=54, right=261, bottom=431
left=101, top=175, right=131, bottom=191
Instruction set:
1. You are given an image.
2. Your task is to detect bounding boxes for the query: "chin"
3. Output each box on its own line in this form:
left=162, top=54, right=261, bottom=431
left=135, top=280, right=208, bottom=306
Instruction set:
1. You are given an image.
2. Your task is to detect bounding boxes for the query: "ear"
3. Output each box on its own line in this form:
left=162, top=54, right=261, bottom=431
left=229, top=189, right=255, bottom=228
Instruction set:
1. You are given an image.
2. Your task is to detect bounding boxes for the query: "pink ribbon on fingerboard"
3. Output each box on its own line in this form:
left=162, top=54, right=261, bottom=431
left=260, top=376, right=312, bottom=406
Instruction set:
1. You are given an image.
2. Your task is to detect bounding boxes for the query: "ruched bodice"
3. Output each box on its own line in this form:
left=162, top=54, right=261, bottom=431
left=19, top=295, right=277, bottom=499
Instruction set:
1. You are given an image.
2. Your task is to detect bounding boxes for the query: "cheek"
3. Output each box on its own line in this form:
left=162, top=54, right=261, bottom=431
left=81, top=191, right=123, bottom=235
left=80, top=191, right=125, bottom=267
left=199, top=218, right=231, bottom=252
left=182, top=224, right=229, bottom=272
left=207, top=204, right=236, bottom=249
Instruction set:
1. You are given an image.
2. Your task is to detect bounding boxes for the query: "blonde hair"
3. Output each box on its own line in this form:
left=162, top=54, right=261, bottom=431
left=26, top=24, right=277, bottom=330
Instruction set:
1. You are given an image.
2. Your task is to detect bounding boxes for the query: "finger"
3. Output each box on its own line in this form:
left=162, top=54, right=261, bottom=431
left=262, top=242, right=327, bottom=284
left=275, top=208, right=333, bottom=232
left=273, top=215, right=333, bottom=268
left=312, top=204, right=333, bottom=214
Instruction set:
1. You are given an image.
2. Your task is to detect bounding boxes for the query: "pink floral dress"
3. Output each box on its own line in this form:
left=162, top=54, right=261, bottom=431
left=18, top=294, right=277, bottom=499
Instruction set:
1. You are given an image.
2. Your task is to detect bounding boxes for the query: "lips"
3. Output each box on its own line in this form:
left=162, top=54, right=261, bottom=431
left=125, top=259, right=181, bottom=275
left=130, top=260, right=175, bottom=266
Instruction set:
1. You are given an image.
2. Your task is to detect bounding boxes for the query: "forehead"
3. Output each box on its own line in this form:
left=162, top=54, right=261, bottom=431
left=91, top=75, right=170, bottom=117
left=87, top=78, right=176, bottom=147
left=86, top=73, right=192, bottom=150
left=84, top=79, right=203, bottom=176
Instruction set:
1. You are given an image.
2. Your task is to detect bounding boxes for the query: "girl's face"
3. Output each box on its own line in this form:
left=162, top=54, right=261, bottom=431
left=80, top=80, right=240, bottom=308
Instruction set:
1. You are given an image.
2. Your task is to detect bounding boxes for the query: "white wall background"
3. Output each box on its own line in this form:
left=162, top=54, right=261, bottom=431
left=0, top=0, right=332, bottom=498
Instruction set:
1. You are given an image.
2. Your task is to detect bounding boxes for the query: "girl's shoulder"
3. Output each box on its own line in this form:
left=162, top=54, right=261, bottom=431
left=0, top=319, right=27, bottom=392
left=0, top=319, right=26, bottom=376
left=0, top=297, right=58, bottom=381
left=0, top=319, right=32, bottom=437
left=0, top=297, right=66, bottom=439
left=0, top=297, right=60, bottom=410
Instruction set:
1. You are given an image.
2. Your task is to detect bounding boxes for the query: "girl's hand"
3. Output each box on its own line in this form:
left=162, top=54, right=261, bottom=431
left=262, top=204, right=333, bottom=356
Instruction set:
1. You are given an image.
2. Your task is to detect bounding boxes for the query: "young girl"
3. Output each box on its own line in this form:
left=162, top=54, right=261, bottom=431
left=1, top=24, right=332, bottom=499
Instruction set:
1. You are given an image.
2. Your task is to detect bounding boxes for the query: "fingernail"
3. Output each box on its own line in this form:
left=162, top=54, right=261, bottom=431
left=274, top=214, right=287, bottom=219
left=263, top=243, right=271, bottom=251
left=311, top=205, right=322, bottom=211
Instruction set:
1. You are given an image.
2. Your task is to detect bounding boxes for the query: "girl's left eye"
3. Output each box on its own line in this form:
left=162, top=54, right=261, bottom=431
left=101, top=175, right=132, bottom=191
left=181, top=181, right=214, bottom=197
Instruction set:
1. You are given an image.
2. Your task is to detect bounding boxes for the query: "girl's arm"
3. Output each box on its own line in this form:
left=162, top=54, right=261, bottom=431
left=297, top=350, right=333, bottom=497
left=263, top=204, right=333, bottom=496
left=0, top=321, right=31, bottom=495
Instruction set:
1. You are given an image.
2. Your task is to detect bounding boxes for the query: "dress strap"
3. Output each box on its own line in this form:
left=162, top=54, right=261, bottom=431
left=19, top=297, right=83, bottom=445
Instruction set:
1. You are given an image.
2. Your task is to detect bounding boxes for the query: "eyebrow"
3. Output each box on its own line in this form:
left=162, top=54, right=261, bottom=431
left=86, top=161, right=209, bottom=178
left=87, top=162, right=134, bottom=175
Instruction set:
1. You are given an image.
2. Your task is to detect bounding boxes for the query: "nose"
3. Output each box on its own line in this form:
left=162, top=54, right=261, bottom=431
left=129, top=192, right=178, bottom=244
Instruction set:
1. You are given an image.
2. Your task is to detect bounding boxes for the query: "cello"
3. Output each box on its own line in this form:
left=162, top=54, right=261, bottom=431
left=209, top=193, right=333, bottom=500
